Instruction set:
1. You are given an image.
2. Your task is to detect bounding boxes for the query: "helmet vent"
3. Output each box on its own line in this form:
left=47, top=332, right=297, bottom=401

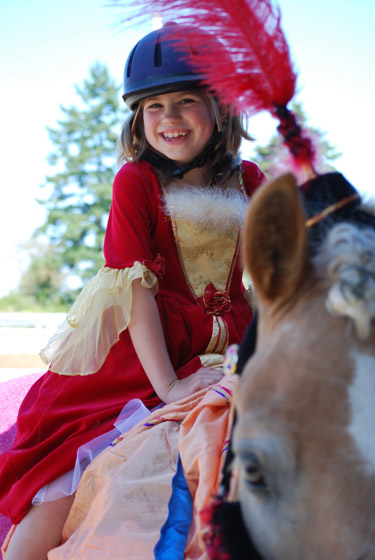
left=154, top=33, right=163, bottom=68
left=126, top=45, right=137, bottom=78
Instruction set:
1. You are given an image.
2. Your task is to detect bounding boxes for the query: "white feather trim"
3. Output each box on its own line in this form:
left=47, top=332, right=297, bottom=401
left=163, top=186, right=249, bottom=229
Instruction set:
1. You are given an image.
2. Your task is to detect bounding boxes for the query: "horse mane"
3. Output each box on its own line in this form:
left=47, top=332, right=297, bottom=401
left=314, top=222, right=375, bottom=340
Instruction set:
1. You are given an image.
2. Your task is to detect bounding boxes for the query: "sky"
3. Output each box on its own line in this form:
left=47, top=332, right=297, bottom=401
left=0, top=0, right=374, bottom=297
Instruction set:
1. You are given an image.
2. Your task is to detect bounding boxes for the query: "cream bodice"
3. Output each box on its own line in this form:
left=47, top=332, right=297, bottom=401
left=163, top=186, right=249, bottom=298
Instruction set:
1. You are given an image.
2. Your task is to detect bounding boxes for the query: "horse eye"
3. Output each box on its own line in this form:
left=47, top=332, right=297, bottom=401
left=241, top=453, right=268, bottom=491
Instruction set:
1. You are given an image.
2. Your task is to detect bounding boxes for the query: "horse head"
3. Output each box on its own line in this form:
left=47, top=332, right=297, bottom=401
left=232, top=174, right=375, bottom=560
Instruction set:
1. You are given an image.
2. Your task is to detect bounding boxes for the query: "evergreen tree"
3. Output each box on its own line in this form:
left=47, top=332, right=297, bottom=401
left=17, top=241, right=68, bottom=309
left=34, top=62, right=127, bottom=303
left=251, top=102, right=341, bottom=178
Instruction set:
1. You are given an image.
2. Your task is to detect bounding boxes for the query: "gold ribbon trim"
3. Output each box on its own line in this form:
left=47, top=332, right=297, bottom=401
left=305, top=193, right=360, bottom=228
left=205, top=315, right=229, bottom=355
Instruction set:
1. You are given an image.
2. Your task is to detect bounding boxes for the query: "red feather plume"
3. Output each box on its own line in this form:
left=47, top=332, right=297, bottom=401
left=112, top=0, right=316, bottom=171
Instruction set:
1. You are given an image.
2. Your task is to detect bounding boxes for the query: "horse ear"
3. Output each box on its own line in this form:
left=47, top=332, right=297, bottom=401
left=242, top=173, right=310, bottom=305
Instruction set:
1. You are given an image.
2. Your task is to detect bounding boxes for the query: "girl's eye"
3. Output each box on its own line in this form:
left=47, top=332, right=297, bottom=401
left=180, top=97, right=196, bottom=104
left=145, top=102, right=163, bottom=110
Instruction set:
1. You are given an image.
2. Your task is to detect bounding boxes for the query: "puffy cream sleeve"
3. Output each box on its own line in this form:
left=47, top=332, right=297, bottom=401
left=40, top=263, right=158, bottom=376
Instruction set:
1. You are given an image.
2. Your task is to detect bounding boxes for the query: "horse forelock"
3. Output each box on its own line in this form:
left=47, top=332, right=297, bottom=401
left=314, top=223, right=375, bottom=339
left=312, top=222, right=375, bottom=474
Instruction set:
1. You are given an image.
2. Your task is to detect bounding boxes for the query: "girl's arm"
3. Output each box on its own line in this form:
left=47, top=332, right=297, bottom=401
left=128, top=279, right=223, bottom=404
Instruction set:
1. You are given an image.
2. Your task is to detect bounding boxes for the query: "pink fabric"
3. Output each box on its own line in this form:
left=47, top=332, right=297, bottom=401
left=48, top=375, right=238, bottom=560
left=32, top=399, right=152, bottom=505
left=0, top=373, right=43, bottom=549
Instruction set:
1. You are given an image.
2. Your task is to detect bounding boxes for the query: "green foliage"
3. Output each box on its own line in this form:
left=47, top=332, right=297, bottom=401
left=0, top=241, right=72, bottom=311
left=251, top=102, right=341, bottom=178
left=0, top=292, right=37, bottom=312
left=38, top=63, right=125, bottom=278
left=0, top=292, right=69, bottom=313
left=28, top=62, right=128, bottom=307
left=2, top=62, right=128, bottom=311
left=19, top=246, right=64, bottom=305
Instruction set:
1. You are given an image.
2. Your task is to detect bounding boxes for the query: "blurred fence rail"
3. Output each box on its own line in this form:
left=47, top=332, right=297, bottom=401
left=0, top=313, right=66, bottom=379
left=0, top=312, right=66, bottom=329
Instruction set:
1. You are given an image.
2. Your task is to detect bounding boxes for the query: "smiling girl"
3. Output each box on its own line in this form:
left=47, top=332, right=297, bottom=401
left=142, top=90, right=215, bottom=165
left=0, top=22, right=264, bottom=559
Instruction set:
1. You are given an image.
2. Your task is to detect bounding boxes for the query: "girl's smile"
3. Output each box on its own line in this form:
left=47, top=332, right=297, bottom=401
left=161, top=130, right=189, bottom=140
left=142, top=90, right=216, bottom=165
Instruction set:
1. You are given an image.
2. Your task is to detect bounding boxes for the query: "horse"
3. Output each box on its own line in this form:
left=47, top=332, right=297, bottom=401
left=230, top=173, right=375, bottom=560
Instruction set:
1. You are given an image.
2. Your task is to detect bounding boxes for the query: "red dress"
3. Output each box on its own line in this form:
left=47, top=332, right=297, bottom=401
left=0, top=160, right=264, bottom=524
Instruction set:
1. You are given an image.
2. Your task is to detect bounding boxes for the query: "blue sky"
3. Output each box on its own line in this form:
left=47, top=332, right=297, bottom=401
left=1, top=0, right=374, bottom=297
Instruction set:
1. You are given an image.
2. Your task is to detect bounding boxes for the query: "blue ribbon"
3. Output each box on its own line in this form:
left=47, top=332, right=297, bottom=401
left=154, top=455, right=193, bottom=559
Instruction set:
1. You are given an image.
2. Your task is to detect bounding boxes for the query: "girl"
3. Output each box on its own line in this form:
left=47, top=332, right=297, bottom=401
left=0, top=22, right=264, bottom=559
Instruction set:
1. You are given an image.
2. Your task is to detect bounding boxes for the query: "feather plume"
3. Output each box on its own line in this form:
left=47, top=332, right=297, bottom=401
left=111, top=0, right=316, bottom=170
left=112, top=0, right=296, bottom=115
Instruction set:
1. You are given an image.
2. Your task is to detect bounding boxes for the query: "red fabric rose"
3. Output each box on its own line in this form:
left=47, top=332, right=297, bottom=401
left=143, top=253, right=166, bottom=279
left=203, top=283, right=231, bottom=315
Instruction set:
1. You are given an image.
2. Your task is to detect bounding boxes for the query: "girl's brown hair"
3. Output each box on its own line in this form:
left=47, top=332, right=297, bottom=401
left=117, top=90, right=254, bottom=185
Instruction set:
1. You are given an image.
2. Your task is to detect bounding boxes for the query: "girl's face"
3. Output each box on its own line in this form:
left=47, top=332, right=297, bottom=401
left=142, top=89, right=216, bottom=165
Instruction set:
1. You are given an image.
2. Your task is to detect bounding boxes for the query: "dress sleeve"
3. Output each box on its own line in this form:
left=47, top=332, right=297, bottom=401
left=40, top=263, right=158, bottom=375
left=241, top=160, right=266, bottom=196
left=103, top=162, right=160, bottom=268
left=40, top=163, right=163, bottom=376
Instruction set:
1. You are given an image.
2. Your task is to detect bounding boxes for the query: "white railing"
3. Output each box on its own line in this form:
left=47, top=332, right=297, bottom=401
left=0, top=312, right=66, bottom=329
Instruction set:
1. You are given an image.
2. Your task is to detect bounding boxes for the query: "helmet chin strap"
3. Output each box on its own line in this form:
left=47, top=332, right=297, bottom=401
left=143, top=126, right=223, bottom=180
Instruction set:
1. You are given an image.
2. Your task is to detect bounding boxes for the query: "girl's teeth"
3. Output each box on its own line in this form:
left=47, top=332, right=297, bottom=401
left=164, top=131, right=187, bottom=138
